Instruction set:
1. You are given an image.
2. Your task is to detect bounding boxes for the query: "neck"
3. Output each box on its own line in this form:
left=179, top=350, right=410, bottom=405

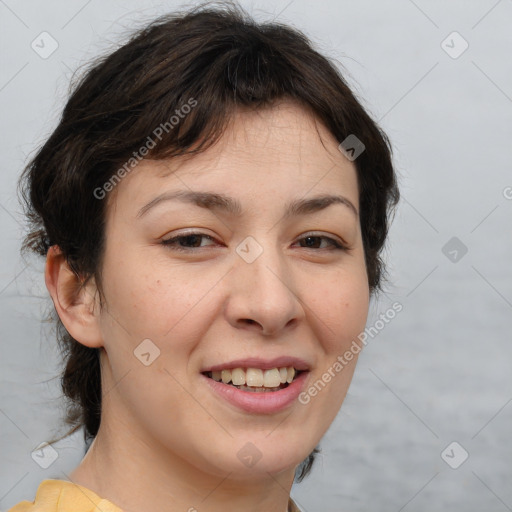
left=68, top=410, right=295, bottom=512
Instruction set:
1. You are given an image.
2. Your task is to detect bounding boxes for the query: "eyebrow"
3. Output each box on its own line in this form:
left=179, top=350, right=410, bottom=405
left=136, top=190, right=358, bottom=219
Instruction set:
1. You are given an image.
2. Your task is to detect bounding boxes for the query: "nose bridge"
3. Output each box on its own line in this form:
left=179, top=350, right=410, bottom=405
left=226, top=234, right=303, bottom=334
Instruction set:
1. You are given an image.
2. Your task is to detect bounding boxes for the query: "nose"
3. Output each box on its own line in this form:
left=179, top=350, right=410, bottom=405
left=224, top=239, right=305, bottom=337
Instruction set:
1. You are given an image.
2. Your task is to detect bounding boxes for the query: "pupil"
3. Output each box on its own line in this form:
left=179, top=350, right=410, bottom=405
left=183, top=235, right=201, bottom=247
left=304, top=236, right=318, bottom=248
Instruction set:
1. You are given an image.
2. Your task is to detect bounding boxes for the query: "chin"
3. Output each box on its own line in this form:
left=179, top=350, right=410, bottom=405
left=228, top=437, right=315, bottom=480
left=188, top=435, right=311, bottom=482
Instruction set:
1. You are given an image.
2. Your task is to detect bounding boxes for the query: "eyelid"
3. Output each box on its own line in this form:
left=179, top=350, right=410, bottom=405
left=161, top=230, right=218, bottom=248
left=298, top=231, right=350, bottom=249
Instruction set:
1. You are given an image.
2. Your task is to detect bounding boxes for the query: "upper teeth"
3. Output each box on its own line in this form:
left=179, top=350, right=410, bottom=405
left=210, top=367, right=296, bottom=387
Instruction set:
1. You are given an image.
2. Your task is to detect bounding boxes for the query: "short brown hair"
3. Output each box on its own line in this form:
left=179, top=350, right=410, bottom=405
left=18, top=0, right=399, bottom=482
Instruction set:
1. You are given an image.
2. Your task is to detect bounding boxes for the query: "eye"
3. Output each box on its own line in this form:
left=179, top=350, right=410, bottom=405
left=161, top=232, right=218, bottom=252
left=161, top=231, right=349, bottom=252
left=294, top=233, right=348, bottom=251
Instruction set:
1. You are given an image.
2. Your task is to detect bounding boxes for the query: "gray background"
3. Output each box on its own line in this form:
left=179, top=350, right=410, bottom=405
left=1, top=1, right=511, bottom=511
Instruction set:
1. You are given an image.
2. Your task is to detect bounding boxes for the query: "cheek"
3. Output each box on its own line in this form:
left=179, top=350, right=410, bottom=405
left=306, top=264, right=370, bottom=353
left=101, top=255, right=222, bottom=339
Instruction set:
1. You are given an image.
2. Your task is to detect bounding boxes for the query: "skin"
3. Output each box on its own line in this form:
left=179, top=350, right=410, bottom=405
left=46, top=100, right=370, bottom=512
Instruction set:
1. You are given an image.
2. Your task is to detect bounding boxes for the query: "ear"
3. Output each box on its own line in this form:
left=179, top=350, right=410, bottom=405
left=45, top=245, right=103, bottom=348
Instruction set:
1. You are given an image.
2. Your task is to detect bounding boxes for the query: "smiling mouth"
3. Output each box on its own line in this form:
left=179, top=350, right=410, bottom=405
left=202, top=366, right=304, bottom=392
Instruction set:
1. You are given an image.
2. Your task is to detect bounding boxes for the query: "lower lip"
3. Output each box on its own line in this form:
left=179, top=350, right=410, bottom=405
left=201, top=372, right=309, bottom=414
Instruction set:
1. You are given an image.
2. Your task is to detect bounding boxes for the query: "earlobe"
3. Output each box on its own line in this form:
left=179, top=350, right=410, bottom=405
left=45, top=245, right=103, bottom=348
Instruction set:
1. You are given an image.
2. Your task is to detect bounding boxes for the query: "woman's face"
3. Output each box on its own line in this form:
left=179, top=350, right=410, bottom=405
left=95, top=100, right=369, bottom=480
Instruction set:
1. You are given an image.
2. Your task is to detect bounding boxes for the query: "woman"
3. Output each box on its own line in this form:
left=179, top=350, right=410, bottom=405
left=10, top=2, right=399, bottom=511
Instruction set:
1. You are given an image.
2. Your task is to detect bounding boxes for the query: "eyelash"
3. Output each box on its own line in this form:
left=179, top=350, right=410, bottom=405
left=161, top=232, right=348, bottom=252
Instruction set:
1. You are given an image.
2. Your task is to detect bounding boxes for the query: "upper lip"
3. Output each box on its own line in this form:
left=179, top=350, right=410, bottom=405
left=202, top=356, right=311, bottom=372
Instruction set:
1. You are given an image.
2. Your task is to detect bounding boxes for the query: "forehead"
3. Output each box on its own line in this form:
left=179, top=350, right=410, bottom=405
left=160, top=101, right=349, bottom=175
left=106, top=100, right=359, bottom=216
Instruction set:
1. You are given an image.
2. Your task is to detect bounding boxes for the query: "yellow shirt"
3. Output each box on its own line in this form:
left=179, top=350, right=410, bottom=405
left=8, top=479, right=302, bottom=511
